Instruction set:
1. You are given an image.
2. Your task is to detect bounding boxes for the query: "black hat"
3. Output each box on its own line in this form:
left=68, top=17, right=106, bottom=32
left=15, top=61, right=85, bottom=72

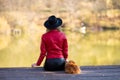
left=44, top=15, right=62, bottom=29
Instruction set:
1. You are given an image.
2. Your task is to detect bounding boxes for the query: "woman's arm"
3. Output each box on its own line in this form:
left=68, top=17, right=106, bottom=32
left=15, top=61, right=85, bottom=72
left=32, top=36, right=46, bottom=67
left=63, top=38, right=68, bottom=60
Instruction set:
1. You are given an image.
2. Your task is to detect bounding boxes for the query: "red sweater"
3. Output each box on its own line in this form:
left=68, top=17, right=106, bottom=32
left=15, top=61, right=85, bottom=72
left=36, top=29, right=68, bottom=66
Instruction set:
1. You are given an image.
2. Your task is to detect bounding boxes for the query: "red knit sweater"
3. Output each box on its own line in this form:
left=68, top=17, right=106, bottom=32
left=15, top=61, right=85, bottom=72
left=36, top=29, right=68, bottom=66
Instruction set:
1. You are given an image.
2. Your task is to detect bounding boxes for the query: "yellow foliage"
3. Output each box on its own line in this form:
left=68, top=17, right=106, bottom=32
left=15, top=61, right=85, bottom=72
left=0, top=16, right=11, bottom=50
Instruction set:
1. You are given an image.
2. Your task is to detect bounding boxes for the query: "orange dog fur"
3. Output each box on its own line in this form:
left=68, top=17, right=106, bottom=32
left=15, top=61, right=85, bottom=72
left=65, top=60, right=81, bottom=74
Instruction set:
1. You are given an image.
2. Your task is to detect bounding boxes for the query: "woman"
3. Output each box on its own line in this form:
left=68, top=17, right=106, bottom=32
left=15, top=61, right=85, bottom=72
left=32, top=15, right=68, bottom=71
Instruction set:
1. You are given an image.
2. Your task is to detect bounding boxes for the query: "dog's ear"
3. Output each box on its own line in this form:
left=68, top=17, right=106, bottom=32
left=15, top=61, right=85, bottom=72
left=68, top=60, right=75, bottom=64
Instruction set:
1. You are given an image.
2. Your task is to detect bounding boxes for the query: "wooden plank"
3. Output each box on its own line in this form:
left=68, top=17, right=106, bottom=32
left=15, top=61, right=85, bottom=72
left=0, top=65, right=120, bottom=80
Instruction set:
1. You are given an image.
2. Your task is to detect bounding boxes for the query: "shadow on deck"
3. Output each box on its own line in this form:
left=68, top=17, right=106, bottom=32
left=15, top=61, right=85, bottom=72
left=0, top=65, right=120, bottom=80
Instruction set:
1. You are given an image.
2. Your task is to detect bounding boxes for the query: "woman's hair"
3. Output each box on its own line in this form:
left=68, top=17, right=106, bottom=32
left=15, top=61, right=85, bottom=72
left=46, top=26, right=63, bottom=32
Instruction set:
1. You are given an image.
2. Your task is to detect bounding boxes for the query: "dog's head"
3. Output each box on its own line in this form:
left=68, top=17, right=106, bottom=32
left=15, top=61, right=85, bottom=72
left=66, top=60, right=75, bottom=64
left=65, top=60, right=81, bottom=74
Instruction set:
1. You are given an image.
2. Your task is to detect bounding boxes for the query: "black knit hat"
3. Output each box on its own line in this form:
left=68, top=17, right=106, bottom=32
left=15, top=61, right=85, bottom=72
left=44, top=15, right=62, bottom=29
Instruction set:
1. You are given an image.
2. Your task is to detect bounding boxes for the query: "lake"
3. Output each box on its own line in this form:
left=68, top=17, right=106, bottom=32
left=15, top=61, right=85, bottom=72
left=0, top=28, right=120, bottom=67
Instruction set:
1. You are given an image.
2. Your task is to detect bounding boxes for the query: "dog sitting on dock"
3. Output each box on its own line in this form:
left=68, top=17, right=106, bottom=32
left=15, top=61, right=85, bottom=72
left=65, top=60, right=81, bottom=74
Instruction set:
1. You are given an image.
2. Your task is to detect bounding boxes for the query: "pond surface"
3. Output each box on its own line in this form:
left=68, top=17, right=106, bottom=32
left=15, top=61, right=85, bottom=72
left=0, top=28, right=120, bottom=67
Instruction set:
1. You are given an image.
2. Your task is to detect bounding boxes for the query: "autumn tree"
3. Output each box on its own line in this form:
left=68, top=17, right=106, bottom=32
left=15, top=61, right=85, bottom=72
left=43, top=0, right=63, bottom=15
left=93, top=0, right=107, bottom=14
left=106, top=0, right=120, bottom=9
left=63, top=0, right=80, bottom=29
left=111, top=0, right=120, bottom=9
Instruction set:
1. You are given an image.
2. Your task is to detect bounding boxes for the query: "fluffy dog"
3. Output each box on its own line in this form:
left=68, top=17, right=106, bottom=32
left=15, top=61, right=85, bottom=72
left=65, top=60, right=81, bottom=74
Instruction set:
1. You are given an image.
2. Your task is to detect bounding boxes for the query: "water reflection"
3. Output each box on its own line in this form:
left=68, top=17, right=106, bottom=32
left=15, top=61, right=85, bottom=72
left=0, top=17, right=11, bottom=50
left=2, top=29, right=120, bottom=67
left=0, top=15, right=45, bottom=67
left=0, top=13, right=120, bottom=67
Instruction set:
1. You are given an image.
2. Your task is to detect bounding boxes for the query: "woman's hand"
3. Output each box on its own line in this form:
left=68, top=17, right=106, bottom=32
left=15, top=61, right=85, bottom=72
left=65, top=59, right=69, bottom=62
left=31, top=63, right=37, bottom=67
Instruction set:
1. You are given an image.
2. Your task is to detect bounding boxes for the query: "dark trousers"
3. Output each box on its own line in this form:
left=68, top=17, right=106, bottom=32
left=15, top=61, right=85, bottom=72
left=44, top=58, right=65, bottom=71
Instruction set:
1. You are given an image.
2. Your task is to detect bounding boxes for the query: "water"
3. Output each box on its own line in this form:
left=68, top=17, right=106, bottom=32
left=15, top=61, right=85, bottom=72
left=0, top=27, right=120, bottom=67
left=0, top=10, right=120, bottom=67
left=68, top=30, right=120, bottom=66
left=0, top=13, right=45, bottom=67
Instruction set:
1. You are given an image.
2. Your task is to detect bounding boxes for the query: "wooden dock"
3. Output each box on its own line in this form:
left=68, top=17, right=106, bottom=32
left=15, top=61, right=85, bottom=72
left=0, top=65, right=120, bottom=80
